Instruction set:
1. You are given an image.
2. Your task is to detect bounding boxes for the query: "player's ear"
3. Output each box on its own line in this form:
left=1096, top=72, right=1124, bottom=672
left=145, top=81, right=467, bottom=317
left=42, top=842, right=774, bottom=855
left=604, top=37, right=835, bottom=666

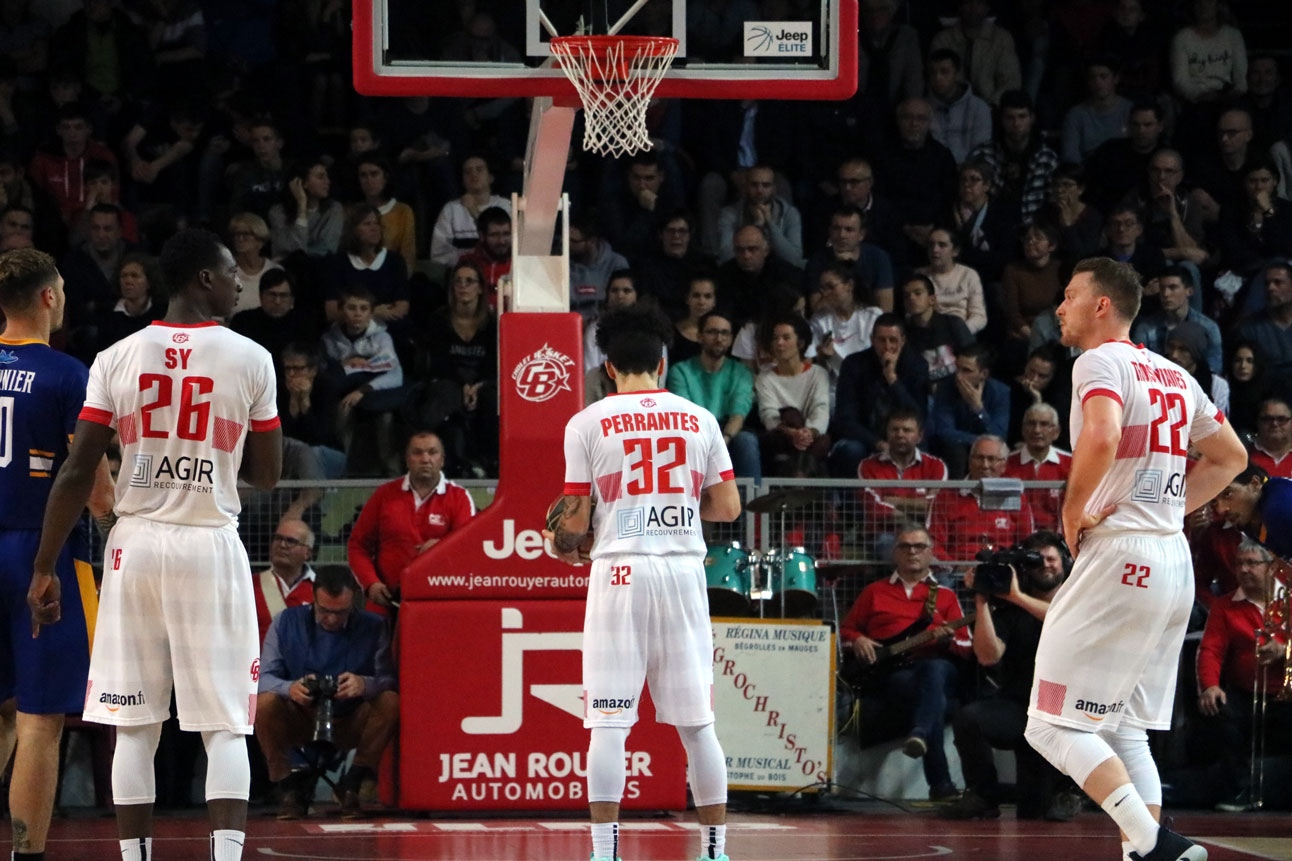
left=604, top=361, right=617, bottom=381
left=656, top=357, right=665, bottom=378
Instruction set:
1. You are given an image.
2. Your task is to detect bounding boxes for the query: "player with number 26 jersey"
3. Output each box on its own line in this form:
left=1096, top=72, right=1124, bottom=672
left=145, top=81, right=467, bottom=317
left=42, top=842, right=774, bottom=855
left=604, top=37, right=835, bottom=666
left=79, top=321, right=278, bottom=526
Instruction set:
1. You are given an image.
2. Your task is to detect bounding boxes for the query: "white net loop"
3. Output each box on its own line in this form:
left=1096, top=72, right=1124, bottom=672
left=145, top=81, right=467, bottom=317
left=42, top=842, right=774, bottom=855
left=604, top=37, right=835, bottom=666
left=549, top=36, right=679, bottom=159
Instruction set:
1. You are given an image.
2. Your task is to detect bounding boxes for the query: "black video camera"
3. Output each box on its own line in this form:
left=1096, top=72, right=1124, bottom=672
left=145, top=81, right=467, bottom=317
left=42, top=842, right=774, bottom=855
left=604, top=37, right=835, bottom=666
left=972, top=545, right=1044, bottom=596
left=302, top=674, right=339, bottom=745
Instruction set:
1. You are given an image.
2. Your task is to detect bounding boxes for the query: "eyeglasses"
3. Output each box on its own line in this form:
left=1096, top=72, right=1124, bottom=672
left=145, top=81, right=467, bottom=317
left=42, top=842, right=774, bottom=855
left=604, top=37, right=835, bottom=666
left=1218, top=127, right=1250, bottom=138
left=895, top=542, right=931, bottom=552
left=1259, top=415, right=1292, bottom=424
left=271, top=534, right=309, bottom=548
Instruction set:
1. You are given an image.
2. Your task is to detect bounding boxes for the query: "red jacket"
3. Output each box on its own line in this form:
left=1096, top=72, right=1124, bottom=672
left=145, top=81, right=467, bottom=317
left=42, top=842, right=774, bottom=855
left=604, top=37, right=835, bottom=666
left=840, top=573, right=972, bottom=659
left=252, top=567, right=315, bottom=646
left=1251, top=444, right=1292, bottom=480
left=456, top=246, right=512, bottom=308
left=1189, top=520, right=1241, bottom=610
left=1003, top=446, right=1071, bottom=534
left=928, top=487, right=1035, bottom=563
left=347, top=473, right=476, bottom=593
left=858, top=449, right=948, bottom=528
left=1196, top=589, right=1278, bottom=694
left=29, top=142, right=118, bottom=225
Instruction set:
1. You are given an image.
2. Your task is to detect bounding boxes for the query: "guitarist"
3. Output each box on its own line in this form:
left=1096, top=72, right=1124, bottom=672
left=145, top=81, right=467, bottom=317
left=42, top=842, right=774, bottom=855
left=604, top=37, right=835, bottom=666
left=840, top=523, right=972, bottom=802
left=941, top=529, right=1076, bottom=821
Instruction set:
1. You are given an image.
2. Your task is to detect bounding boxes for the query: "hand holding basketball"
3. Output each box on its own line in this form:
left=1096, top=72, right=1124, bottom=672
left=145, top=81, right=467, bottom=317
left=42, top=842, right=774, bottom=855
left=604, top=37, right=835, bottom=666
left=543, top=496, right=594, bottom=565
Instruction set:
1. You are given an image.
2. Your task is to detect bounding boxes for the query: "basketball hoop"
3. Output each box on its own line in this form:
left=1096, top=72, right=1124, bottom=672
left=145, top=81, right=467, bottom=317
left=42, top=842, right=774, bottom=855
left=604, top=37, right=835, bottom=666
left=549, top=35, right=679, bottom=158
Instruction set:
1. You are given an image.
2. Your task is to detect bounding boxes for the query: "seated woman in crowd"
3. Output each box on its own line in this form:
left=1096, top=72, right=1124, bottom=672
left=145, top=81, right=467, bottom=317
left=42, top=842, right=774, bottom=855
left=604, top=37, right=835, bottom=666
left=918, top=226, right=987, bottom=334
left=1000, top=220, right=1063, bottom=374
left=671, top=273, right=718, bottom=365
left=269, top=157, right=345, bottom=260
left=76, top=251, right=166, bottom=362
left=355, top=152, right=418, bottom=274
left=322, top=204, right=411, bottom=340
left=227, top=211, right=282, bottom=317
left=756, top=314, right=830, bottom=478
left=1227, top=340, right=1275, bottom=440
left=734, top=284, right=815, bottom=373
left=430, top=154, right=510, bottom=266
left=410, top=261, right=499, bottom=477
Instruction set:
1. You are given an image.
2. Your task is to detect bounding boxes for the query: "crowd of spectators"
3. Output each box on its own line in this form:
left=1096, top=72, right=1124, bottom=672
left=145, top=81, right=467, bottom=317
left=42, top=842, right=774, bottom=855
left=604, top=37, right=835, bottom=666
left=9, top=0, right=1292, bottom=813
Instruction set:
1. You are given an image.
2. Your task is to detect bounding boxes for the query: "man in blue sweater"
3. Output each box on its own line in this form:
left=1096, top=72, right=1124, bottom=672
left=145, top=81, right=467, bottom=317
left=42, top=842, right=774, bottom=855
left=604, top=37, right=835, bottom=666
left=256, top=565, right=398, bottom=820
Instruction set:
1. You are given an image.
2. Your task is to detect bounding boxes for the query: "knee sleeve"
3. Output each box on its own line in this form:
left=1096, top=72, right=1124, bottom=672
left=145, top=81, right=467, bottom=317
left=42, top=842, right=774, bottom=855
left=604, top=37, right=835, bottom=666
left=587, top=726, right=630, bottom=804
left=1107, top=724, right=1161, bottom=807
left=1024, top=717, right=1116, bottom=787
left=202, top=729, right=250, bottom=801
left=677, top=722, right=727, bottom=808
left=113, top=723, right=164, bottom=805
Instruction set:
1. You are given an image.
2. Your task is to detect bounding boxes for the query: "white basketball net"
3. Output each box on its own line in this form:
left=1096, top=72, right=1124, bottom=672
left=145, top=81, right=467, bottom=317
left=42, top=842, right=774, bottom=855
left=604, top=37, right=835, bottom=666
left=549, top=36, right=680, bottom=159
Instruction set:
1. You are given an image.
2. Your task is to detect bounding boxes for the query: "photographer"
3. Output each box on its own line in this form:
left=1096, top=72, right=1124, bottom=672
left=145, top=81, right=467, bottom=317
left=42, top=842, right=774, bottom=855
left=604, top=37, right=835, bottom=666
left=940, top=530, right=1079, bottom=821
left=255, top=566, right=399, bottom=820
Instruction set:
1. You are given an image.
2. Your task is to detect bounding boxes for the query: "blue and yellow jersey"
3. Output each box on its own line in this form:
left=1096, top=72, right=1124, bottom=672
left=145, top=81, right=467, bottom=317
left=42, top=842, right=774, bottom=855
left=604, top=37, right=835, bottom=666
left=0, top=338, right=89, bottom=530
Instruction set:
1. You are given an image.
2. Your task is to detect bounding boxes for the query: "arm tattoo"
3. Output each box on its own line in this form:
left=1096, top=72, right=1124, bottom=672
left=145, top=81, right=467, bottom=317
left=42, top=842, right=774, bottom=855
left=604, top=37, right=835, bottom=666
left=553, top=495, right=586, bottom=553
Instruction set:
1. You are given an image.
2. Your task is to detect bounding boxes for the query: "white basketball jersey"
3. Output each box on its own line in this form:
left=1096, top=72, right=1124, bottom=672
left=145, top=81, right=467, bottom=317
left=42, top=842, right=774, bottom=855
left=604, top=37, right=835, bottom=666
left=1070, top=340, right=1223, bottom=533
left=81, top=321, right=279, bottom=528
left=563, top=389, right=734, bottom=558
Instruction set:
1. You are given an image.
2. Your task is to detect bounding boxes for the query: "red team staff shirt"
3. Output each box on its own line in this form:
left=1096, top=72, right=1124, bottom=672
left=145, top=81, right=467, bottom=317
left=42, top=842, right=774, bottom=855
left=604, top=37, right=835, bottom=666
left=1003, top=446, right=1072, bottom=533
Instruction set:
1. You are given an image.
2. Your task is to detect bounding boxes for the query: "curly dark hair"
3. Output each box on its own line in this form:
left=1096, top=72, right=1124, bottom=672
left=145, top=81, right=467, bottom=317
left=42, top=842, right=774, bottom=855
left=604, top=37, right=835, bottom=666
left=595, top=305, right=674, bottom=375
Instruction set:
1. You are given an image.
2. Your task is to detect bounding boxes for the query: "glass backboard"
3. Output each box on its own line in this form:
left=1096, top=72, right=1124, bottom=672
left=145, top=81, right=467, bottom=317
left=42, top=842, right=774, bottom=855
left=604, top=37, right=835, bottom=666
left=354, top=0, right=857, bottom=101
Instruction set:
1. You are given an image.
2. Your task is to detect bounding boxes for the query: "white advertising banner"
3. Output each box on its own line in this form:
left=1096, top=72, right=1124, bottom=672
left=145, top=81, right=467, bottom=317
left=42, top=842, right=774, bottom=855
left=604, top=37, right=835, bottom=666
left=711, top=618, right=834, bottom=792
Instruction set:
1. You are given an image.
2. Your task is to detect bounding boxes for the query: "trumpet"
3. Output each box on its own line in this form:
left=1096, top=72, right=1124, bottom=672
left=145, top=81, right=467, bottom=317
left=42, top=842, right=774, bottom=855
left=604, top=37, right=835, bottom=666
left=1250, top=558, right=1291, bottom=810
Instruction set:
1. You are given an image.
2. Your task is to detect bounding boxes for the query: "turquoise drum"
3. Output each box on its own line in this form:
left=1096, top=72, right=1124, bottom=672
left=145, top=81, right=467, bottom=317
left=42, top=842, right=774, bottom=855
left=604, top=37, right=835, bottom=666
left=704, top=542, right=751, bottom=616
left=768, top=547, right=818, bottom=617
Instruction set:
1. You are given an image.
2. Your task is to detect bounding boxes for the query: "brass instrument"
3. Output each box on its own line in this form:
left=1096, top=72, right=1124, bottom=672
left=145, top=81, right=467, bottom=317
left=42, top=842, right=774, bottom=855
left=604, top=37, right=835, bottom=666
left=1251, top=558, right=1291, bottom=810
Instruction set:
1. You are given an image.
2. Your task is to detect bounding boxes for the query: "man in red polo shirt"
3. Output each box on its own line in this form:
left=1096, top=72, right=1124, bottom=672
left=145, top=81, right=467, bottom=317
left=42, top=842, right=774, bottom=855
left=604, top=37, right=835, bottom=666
left=929, top=434, right=1034, bottom=564
left=1195, top=537, right=1291, bottom=812
left=859, top=407, right=948, bottom=557
left=1004, top=402, right=1071, bottom=534
left=348, top=431, right=476, bottom=608
left=253, top=518, right=316, bottom=644
left=1249, top=397, right=1292, bottom=479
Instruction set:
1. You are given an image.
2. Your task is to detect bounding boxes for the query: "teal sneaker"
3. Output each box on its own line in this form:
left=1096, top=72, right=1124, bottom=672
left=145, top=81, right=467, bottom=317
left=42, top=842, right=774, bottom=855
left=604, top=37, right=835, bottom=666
left=590, top=855, right=623, bottom=861
left=695, top=856, right=730, bottom=861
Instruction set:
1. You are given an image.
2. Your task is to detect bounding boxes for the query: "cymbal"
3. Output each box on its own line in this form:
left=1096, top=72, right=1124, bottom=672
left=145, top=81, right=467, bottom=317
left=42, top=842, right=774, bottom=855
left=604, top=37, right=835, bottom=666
left=744, top=488, right=816, bottom=513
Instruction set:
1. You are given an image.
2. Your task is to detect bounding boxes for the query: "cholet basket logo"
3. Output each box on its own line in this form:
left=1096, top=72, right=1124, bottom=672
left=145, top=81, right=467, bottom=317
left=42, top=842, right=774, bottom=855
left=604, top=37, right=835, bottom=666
left=512, top=343, right=575, bottom=403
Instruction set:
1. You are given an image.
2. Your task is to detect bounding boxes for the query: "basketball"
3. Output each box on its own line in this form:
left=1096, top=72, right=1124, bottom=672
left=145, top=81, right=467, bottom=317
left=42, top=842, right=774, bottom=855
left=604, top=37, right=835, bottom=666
left=545, top=495, right=595, bottom=563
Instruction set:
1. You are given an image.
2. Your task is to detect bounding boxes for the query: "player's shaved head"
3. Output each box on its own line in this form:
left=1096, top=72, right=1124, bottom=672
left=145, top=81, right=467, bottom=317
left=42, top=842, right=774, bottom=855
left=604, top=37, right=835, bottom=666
left=597, top=304, right=674, bottom=375
left=0, top=247, right=58, bottom=312
left=160, top=228, right=226, bottom=298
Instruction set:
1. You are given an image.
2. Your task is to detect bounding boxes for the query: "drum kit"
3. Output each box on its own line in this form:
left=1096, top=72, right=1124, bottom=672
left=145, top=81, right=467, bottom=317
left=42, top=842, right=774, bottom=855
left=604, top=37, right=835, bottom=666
left=704, top=488, right=822, bottom=618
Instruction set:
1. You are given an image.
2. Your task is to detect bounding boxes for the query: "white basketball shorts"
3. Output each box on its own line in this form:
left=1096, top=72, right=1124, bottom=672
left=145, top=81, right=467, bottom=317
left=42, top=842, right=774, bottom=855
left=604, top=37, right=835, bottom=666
left=1029, top=531, right=1193, bottom=732
left=583, top=553, right=715, bottom=729
left=84, top=517, right=259, bottom=733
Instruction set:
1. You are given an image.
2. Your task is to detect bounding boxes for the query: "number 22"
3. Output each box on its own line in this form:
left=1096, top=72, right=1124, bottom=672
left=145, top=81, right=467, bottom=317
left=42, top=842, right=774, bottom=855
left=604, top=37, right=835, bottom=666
left=1121, top=563, right=1150, bottom=589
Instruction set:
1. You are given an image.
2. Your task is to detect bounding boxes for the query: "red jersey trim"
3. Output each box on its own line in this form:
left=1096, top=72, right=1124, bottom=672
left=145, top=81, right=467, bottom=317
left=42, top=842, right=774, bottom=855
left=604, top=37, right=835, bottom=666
left=149, top=320, right=221, bottom=329
left=78, top=406, right=113, bottom=426
left=1082, top=387, right=1123, bottom=406
left=606, top=389, right=667, bottom=396
left=250, top=416, right=281, bottom=432
left=1214, top=409, right=1226, bottom=424
left=718, top=469, right=735, bottom=481
left=563, top=482, right=592, bottom=495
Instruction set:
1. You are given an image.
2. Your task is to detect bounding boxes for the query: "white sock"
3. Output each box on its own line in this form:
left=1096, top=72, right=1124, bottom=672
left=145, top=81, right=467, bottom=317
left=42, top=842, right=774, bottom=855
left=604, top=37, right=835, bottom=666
left=1100, top=783, right=1158, bottom=854
left=591, top=822, right=619, bottom=860
left=210, top=829, right=245, bottom=861
left=699, top=824, right=727, bottom=859
left=1121, top=840, right=1135, bottom=861
left=119, top=837, right=152, bottom=861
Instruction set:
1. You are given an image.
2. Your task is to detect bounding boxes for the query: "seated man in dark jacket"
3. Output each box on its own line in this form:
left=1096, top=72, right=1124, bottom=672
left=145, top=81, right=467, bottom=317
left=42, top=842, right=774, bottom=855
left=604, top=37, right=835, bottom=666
left=255, top=566, right=399, bottom=820
left=828, top=312, right=928, bottom=476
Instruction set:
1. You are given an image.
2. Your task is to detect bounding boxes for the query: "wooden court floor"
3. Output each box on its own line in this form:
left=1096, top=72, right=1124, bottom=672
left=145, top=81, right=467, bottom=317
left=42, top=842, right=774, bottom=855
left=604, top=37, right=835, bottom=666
left=44, top=803, right=1292, bottom=860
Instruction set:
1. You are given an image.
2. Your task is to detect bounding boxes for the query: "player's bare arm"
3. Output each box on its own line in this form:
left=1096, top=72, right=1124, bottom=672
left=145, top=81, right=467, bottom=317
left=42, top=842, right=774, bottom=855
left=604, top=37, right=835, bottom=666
left=1182, top=419, right=1248, bottom=515
left=29, top=420, right=115, bottom=635
left=240, top=425, right=284, bottom=490
left=1062, top=394, right=1123, bottom=548
left=550, top=494, right=591, bottom=554
left=88, top=455, right=115, bottom=518
left=700, top=480, right=741, bottom=522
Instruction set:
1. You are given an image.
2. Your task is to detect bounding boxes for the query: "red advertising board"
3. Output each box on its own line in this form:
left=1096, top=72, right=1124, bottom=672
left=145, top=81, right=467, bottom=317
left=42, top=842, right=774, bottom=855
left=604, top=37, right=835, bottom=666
left=398, top=600, right=688, bottom=810
left=401, top=312, right=592, bottom=601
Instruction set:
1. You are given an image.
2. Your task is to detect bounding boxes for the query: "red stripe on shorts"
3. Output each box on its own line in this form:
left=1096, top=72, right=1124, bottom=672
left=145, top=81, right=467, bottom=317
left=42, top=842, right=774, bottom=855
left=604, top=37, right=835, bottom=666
left=1036, top=679, right=1067, bottom=715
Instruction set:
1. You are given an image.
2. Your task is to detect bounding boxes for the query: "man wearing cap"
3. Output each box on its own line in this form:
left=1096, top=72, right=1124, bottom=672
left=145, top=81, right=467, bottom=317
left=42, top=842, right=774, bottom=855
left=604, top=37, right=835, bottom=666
left=1130, top=266, right=1223, bottom=372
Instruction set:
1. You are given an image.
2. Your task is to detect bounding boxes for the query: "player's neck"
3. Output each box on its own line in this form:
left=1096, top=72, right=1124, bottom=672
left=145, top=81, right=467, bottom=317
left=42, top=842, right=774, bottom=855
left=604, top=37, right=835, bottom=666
left=163, top=295, right=216, bottom=325
left=612, top=372, right=660, bottom=393
left=1080, top=323, right=1131, bottom=351
left=0, top=314, right=49, bottom=344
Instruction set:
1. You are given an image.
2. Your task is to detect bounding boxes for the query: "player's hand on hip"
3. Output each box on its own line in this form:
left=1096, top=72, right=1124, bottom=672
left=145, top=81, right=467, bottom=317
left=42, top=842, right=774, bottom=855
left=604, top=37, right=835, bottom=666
left=27, top=569, right=61, bottom=637
left=1062, top=504, right=1117, bottom=556
left=336, top=672, right=366, bottom=699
